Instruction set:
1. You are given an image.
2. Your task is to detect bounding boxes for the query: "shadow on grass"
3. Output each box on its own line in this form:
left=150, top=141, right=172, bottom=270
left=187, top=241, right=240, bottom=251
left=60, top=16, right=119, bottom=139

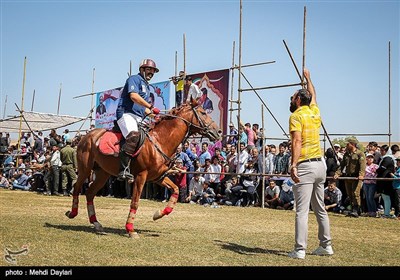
left=214, top=240, right=287, bottom=256
left=44, top=222, right=163, bottom=237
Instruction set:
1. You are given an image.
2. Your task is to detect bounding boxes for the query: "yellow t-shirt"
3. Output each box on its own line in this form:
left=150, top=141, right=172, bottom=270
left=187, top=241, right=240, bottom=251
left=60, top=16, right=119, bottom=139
left=176, top=80, right=184, bottom=92
left=289, top=104, right=322, bottom=162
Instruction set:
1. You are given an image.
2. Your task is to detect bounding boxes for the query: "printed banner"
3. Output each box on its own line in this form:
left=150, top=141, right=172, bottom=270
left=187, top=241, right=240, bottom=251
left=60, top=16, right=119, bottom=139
left=95, top=87, right=122, bottom=130
left=184, top=69, right=229, bottom=134
left=149, top=81, right=170, bottom=112
left=95, top=81, right=171, bottom=130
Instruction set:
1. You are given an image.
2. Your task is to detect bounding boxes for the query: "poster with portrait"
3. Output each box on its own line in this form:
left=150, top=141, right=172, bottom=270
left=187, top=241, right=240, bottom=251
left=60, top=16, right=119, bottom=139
left=95, top=87, right=122, bottom=130
left=149, top=80, right=171, bottom=112
left=94, top=81, right=171, bottom=130
left=185, top=69, right=229, bottom=134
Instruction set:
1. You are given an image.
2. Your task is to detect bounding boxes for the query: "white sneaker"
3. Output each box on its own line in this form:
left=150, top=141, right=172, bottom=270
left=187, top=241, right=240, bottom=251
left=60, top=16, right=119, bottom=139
left=288, top=249, right=306, bottom=259
left=312, top=245, right=334, bottom=256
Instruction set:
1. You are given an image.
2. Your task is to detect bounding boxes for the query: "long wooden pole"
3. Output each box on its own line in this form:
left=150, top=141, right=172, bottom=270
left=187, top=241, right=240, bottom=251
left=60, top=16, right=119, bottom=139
left=261, top=104, right=265, bottom=209
left=302, top=6, right=307, bottom=88
left=90, top=68, right=95, bottom=127
left=236, top=0, right=242, bottom=174
left=31, top=89, right=35, bottom=112
left=57, top=83, right=62, bottom=115
left=3, top=94, right=7, bottom=119
left=175, top=51, right=178, bottom=107
left=17, top=57, right=27, bottom=168
left=183, top=33, right=186, bottom=75
left=388, top=41, right=391, bottom=146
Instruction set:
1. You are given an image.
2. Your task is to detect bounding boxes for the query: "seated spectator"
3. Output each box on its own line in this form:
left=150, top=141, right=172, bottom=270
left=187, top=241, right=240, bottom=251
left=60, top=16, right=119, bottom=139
left=12, top=169, right=32, bottom=191
left=187, top=173, right=205, bottom=204
left=199, top=181, right=216, bottom=206
left=0, top=173, right=10, bottom=189
left=324, top=179, right=342, bottom=213
left=276, top=178, right=295, bottom=210
left=265, top=179, right=280, bottom=208
left=240, top=161, right=259, bottom=206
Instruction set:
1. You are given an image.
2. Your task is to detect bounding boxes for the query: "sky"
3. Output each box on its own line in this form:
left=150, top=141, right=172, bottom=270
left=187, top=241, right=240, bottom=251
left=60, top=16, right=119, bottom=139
left=1, top=0, right=399, bottom=146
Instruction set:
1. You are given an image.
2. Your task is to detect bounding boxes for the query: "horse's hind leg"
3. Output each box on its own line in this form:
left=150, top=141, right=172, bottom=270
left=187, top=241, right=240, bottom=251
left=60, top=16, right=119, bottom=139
left=85, top=169, right=110, bottom=234
left=65, top=161, right=93, bottom=220
left=125, top=171, right=148, bottom=238
left=153, top=177, right=179, bottom=221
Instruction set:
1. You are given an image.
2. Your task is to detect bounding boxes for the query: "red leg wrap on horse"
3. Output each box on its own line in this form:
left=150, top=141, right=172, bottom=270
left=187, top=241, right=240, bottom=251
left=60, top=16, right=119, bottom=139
left=125, top=223, right=134, bottom=232
left=162, top=207, right=173, bottom=215
left=87, top=201, right=94, bottom=205
left=130, top=209, right=137, bottom=214
left=171, top=193, right=179, bottom=199
left=89, top=215, right=97, bottom=223
left=69, top=208, right=78, bottom=218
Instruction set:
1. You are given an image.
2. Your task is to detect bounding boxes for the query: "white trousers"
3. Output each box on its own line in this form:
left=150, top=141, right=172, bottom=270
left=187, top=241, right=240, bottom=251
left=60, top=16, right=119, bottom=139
left=117, top=113, right=142, bottom=138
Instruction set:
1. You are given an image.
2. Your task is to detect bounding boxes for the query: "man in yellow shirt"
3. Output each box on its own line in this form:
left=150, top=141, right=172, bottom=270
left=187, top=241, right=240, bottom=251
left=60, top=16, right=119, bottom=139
left=173, top=70, right=185, bottom=107
left=287, top=69, right=333, bottom=259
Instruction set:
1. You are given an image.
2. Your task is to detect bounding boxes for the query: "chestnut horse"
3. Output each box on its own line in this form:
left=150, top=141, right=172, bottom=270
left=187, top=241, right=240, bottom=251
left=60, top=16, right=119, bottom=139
left=65, top=99, right=220, bottom=237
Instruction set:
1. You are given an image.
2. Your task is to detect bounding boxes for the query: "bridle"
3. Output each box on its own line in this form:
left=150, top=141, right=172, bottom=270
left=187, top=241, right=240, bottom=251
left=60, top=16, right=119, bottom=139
left=164, top=105, right=218, bottom=140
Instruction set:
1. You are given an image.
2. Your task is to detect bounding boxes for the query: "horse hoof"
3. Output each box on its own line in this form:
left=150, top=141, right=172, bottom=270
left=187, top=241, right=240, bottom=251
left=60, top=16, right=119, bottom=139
left=93, top=222, right=106, bottom=234
left=65, top=210, right=77, bottom=219
left=153, top=210, right=163, bottom=221
left=128, top=232, right=139, bottom=238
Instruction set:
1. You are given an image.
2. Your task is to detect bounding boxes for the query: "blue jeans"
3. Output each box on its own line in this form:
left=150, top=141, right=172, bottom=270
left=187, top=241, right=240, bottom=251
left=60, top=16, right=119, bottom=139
left=381, top=193, right=391, bottom=216
left=363, top=183, right=377, bottom=212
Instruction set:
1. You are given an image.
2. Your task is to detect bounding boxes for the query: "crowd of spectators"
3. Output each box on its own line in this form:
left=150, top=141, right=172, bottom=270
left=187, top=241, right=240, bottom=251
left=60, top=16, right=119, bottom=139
left=1, top=124, right=399, bottom=220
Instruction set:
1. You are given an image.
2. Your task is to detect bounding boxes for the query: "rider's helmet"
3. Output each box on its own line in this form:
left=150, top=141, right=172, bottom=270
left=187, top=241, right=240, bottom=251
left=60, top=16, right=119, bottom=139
left=139, top=59, right=159, bottom=73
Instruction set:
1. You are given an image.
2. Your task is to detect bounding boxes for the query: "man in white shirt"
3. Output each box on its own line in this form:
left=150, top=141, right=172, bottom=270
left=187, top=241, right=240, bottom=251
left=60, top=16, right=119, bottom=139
left=185, top=76, right=201, bottom=104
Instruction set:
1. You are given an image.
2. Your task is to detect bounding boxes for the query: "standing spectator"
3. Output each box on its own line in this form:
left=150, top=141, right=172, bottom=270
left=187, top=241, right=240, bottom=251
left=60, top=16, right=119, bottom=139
left=288, top=68, right=332, bottom=259
left=198, top=142, right=211, bottom=167
left=274, top=143, right=290, bottom=175
left=325, top=148, right=338, bottom=184
left=227, top=122, right=238, bottom=146
left=45, top=144, right=62, bottom=196
left=390, top=157, right=400, bottom=219
left=172, top=70, right=185, bottom=107
left=362, top=153, right=379, bottom=217
left=334, top=139, right=366, bottom=218
left=184, top=76, right=201, bottom=104
left=60, top=138, right=77, bottom=196
left=62, top=129, right=71, bottom=143
left=171, top=158, right=187, bottom=203
left=367, top=141, right=382, bottom=164
left=376, top=145, right=396, bottom=218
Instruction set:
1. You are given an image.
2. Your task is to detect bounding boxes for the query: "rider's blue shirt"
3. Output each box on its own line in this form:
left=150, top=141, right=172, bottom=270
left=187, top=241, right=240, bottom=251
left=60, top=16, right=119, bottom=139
left=116, top=73, right=151, bottom=119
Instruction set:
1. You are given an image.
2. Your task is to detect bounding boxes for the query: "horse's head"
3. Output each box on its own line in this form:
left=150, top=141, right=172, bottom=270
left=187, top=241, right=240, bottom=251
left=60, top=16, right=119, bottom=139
left=175, top=97, right=221, bottom=142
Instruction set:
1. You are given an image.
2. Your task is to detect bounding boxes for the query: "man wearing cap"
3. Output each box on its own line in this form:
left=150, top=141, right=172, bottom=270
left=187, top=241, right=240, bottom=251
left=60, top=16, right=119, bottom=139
left=115, top=59, right=161, bottom=182
left=60, top=139, right=77, bottom=196
left=334, top=139, right=366, bottom=217
left=227, top=122, right=238, bottom=146
left=184, top=76, right=202, bottom=104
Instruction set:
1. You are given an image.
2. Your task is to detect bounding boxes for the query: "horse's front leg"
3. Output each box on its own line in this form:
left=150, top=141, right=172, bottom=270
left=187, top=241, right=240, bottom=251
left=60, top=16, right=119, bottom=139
left=153, top=177, right=179, bottom=221
left=85, top=170, right=110, bottom=234
left=126, top=171, right=147, bottom=238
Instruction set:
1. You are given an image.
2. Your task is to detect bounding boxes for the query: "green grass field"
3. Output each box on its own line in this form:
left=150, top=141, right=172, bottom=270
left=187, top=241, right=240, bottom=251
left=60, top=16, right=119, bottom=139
left=1, top=188, right=399, bottom=267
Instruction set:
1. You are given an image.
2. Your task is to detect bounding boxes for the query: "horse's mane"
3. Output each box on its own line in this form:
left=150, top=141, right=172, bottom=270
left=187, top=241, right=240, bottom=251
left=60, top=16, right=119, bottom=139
left=155, top=104, right=189, bottom=124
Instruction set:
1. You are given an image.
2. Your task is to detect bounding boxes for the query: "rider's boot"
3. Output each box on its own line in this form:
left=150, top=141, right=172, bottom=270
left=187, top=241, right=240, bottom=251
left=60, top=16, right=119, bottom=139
left=117, top=148, right=134, bottom=182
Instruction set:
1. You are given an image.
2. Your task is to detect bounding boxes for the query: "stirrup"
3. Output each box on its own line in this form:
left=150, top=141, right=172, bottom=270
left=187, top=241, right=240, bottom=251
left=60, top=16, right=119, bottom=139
left=117, top=171, right=134, bottom=182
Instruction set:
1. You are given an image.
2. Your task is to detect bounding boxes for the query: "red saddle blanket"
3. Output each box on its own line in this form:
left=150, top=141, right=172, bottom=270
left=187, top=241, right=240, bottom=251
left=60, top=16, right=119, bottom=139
left=98, top=131, right=122, bottom=156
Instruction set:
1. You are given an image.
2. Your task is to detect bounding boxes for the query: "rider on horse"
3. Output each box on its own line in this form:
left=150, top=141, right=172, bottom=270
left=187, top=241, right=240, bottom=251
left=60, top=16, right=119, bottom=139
left=116, top=58, right=161, bottom=181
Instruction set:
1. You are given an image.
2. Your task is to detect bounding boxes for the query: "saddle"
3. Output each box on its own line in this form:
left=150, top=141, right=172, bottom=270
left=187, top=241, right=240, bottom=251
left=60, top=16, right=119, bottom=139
left=98, top=128, right=146, bottom=158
